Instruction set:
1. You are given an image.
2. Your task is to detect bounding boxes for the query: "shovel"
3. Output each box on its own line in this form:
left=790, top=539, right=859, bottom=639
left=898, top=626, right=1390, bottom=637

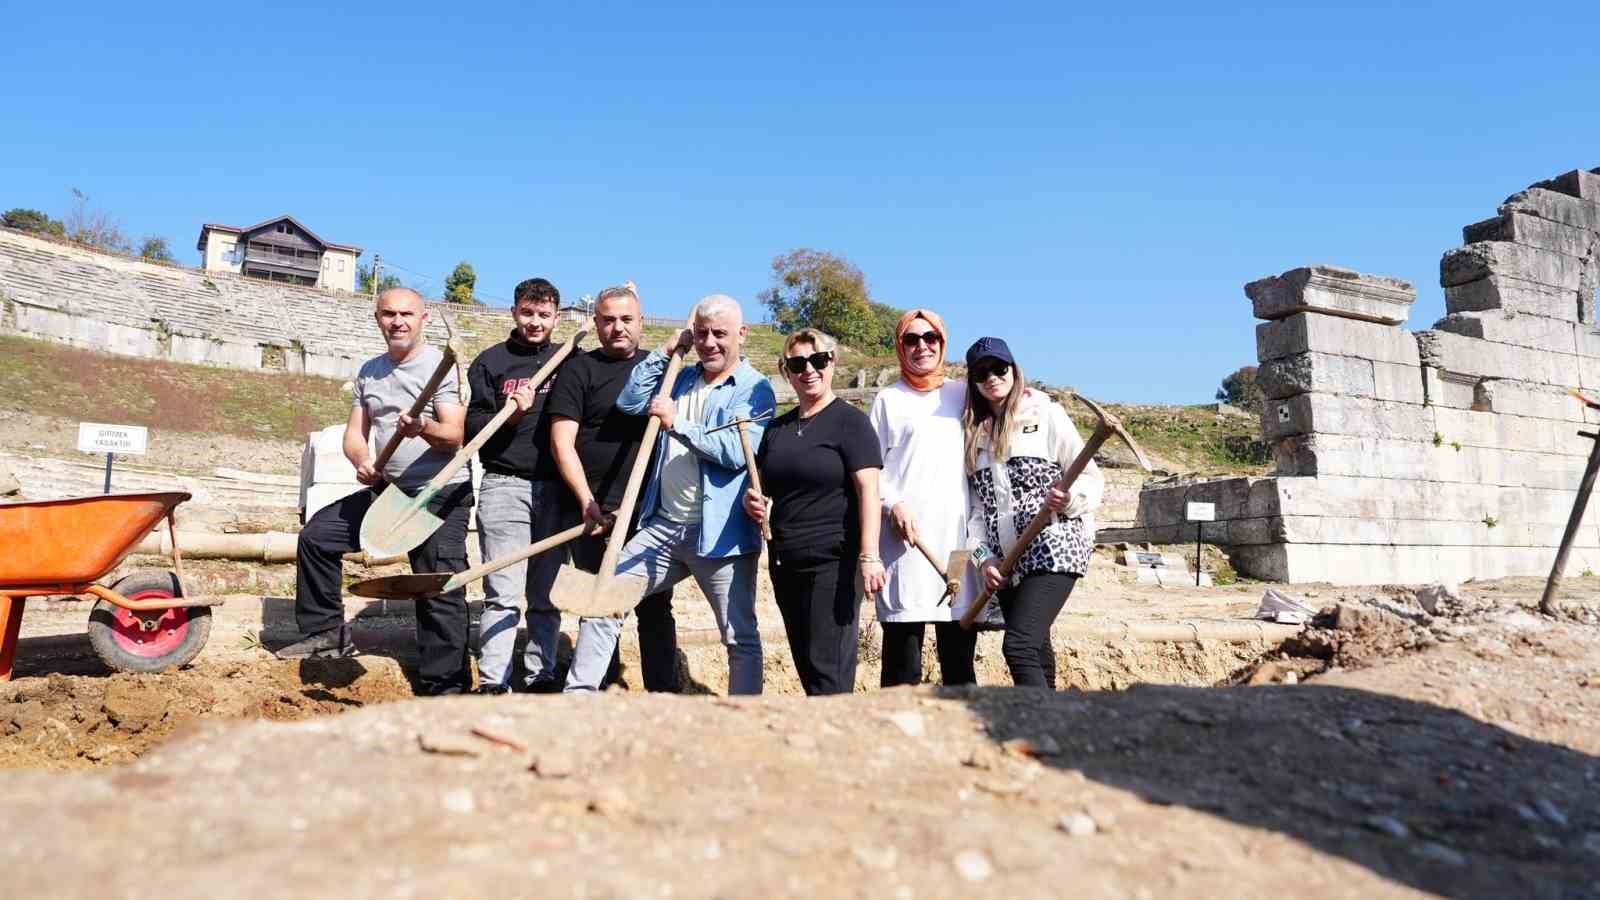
left=959, top=392, right=1153, bottom=630
left=349, top=523, right=589, bottom=599
left=359, top=323, right=589, bottom=559
left=554, top=338, right=691, bottom=618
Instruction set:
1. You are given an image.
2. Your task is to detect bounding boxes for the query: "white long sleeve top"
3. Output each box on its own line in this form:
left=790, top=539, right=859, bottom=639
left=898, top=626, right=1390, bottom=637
left=868, top=380, right=980, bottom=622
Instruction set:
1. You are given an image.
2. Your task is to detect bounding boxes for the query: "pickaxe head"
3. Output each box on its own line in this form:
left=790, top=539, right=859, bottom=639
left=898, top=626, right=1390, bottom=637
left=706, top=411, right=776, bottom=435
left=1071, top=391, right=1154, bottom=473
left=437, top=304, right=465, bottom=359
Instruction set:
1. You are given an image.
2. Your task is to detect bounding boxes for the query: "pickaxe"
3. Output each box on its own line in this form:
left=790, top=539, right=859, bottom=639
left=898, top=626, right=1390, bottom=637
left=959, top=392, right=1152, bottom=630
left=709, top=411, right=776, bottom=544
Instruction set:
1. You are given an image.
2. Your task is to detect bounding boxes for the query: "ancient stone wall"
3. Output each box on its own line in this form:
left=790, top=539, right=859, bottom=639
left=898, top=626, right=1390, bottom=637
left=0, top=229, right=489, bottom=380
left=1116, top=167, right=1600, bottom=584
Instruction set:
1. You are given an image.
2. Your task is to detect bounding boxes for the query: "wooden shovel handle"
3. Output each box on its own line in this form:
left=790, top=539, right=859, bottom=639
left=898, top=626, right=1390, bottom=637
left=373, top=348, right=457, bottom=472
left=443, top=523, right=587, bottom=593
left=737, top=420, right=773, bottom=542
left=959, top=425, right=1111, bottom=630
left=418, top=324, right=588, bottom=496
left=594, top=347, right=689, bottom=591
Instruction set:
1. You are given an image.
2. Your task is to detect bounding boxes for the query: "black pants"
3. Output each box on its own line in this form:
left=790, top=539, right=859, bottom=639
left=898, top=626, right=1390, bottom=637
left=771, top=555, right=860, bottom=696
left=996, top=572, right=1077, bottom=688
left=880, top=620, right=977, bottom=688
left=295, top=482, right=473, bottom=695
left=571, top=533, right=679, bottom=693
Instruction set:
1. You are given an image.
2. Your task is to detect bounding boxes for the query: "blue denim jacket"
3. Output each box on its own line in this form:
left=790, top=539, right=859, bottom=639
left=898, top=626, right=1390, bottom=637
left=617, top=348, right=776, bottom=558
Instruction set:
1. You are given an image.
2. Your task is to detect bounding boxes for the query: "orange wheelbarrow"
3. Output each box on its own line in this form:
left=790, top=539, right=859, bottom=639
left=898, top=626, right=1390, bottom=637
left=0, top=491, right=215, bottom=681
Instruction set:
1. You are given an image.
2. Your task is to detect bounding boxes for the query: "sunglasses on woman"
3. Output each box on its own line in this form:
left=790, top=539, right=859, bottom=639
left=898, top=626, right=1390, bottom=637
left=782, top=351, right=834, bottom=374
left=900, top=331, right=942, bottom=348
left=968, top=361, right=1011, bottom=381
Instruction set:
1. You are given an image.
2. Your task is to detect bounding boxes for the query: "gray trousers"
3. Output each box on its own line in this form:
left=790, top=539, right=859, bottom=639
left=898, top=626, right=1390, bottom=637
left=475, top=473, right=564, bottom=688
left=565, top=516, right=762, bottom=695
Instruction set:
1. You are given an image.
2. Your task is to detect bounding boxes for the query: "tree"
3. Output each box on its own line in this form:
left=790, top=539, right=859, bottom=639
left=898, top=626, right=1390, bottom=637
left=358, top=262, right=401, bottom=294
left=64, top=188, right=130, bottom=253
left=1216, top=365, right=1264, bottom=411
left=758, top=248, right=893, bottom=350
left=443, top=261, right=479, bottom=305
left=2, top=208, right=65, bottom=237
left=138, top=236, right=173, bottom=262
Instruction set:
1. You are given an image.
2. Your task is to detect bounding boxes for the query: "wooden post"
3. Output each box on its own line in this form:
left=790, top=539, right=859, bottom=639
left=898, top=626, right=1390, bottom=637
left=1539, top=430, right=1600, bottom=616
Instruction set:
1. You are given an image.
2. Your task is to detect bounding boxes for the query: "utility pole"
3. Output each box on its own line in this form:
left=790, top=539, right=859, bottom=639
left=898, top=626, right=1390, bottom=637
left=370, top=254, right=382, bottom=298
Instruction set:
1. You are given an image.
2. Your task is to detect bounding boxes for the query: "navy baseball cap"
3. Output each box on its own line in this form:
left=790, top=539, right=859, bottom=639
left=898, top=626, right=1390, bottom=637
left=964, top=336, right=1015, bottom=368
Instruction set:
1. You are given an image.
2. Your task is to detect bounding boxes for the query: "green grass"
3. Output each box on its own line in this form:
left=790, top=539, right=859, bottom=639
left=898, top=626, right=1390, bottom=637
left=1069, top=399, right=1272, bottom=475
left=0, top=333, right=349, bottom=442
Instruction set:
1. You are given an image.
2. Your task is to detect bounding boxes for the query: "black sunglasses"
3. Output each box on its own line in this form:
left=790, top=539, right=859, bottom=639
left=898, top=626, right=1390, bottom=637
left=969, top=361, right=1012, bottom=381
left=782, top=351, right=834, bottom=374
left=900, top=331, right=942, bottom=348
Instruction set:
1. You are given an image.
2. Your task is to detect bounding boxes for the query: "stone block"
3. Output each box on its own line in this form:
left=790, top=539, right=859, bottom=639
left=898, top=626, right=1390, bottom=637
left=1262, top=393, right=1433, bottom=442
left=1462, top=212, right=1597, bottom=259
left=1372, top=361, right=1425, bottom=404
left=1533, top=168, right=1600, bottom=203
left=1421, top=367, right=1477, bottom=409
left=1416, top=329, right=1576, bottom=386
left=1246, top=265, right=1415, bottom=324
left=1467, top=378, right=1585, bottom=422
left=1256, top=352, right=1374, bottom=400
left=1231, top=541, right=1593, bottom=586
left=1255, top=313, right=1420, bottom=365
left=1499, top=187, right=1600, bottom=231
left=1444, top=274, right=1578, bottom=320
left=1272, top=434, right=1438, bottom=481
left=1432, top=311, right=1578, bottom=354
left=1440, top=242, right=1586, bottom=292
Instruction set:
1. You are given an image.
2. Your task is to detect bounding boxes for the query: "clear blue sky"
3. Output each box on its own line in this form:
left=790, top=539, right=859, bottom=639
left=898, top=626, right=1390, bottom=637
left=4, top=2, right=1598, bottom=403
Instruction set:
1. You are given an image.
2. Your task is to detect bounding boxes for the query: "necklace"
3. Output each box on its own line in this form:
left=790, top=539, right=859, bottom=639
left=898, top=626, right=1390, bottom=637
left=795, top=397, right=833, bottom=438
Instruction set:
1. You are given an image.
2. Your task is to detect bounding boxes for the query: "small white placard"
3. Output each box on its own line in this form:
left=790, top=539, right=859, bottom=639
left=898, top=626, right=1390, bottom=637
left=78, top=422, right=148, bottom=456
left=1186, top=501, right=1216, bottom=522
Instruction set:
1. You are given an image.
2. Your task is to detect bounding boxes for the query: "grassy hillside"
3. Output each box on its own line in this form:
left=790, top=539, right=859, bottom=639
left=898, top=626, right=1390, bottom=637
left=0, top=334, right=349, bottom=442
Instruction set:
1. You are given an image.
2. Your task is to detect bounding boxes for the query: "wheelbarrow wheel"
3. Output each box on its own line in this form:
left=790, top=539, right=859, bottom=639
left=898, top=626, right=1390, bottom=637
left=87, top=570, right=212, bottom=674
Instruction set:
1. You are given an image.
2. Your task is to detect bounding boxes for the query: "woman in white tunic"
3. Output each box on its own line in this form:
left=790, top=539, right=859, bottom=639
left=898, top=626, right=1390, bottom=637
left=869, top=308, right=981, bottom=686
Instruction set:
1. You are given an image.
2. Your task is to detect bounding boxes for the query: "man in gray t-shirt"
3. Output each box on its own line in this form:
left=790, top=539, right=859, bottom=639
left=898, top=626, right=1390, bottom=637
left=276, top=288, right=476, bottom=696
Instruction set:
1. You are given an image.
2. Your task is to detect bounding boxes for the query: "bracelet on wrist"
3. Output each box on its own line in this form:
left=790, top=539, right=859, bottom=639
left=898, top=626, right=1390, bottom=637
left=857, top=554, right=881, bottom=564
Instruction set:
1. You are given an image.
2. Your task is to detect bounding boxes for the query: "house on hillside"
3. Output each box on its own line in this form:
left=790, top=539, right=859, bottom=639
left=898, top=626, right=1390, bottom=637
left=196, top=215, right=363, bottom=292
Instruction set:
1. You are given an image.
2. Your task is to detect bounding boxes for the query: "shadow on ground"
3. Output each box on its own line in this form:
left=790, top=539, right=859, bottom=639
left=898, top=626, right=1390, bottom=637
left=960, top=682, right=1598, bottom=899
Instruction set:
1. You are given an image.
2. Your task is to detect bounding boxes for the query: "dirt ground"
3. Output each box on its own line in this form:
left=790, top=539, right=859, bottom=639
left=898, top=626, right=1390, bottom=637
left=1, top=562, right=1597, bottom=897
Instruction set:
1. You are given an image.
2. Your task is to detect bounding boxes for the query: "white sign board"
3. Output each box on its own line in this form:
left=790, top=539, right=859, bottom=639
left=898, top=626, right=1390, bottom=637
left=1186, top=501, right=1216, bottom=522
left=78, top=422, right=148, bottom=456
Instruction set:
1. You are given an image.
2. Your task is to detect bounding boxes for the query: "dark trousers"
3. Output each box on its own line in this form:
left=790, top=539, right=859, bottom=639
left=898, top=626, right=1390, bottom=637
left=572, top=533, right=679, bottom=693
left=295, top=482, right=474, bottom=695
left=771, top=556, right=860, bottom=696
left=880, top=620, right=977, bottom=688
left=995, top=572, right=1077, bottom=688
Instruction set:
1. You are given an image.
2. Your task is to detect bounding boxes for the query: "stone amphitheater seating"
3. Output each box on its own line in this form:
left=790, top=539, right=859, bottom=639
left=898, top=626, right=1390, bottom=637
left=0, top=228, right=501, bottom=379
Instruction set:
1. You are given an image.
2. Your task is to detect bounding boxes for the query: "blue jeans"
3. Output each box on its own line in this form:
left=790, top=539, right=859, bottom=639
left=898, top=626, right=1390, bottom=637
left=565, top=517, right=762, bottom=695
left=475, top=473, right=564, bottom=688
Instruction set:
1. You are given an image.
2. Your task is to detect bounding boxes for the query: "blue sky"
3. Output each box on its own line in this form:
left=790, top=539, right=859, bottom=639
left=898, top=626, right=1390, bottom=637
left=3, top=2, right=1598, bottom=402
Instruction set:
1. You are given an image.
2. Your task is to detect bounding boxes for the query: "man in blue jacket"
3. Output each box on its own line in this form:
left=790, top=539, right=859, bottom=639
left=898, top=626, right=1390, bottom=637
left=564, top=294, right=776, bottom=695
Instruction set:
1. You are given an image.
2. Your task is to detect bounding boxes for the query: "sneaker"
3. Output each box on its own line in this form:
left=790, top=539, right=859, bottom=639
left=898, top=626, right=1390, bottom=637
left=520, top=677, right=563, bottom=695
left=273, top=625, right=356, bottom=660
left=474, top=683, right=511, bottom=696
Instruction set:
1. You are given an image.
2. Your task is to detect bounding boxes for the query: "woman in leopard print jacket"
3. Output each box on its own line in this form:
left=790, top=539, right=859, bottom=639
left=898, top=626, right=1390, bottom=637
left=960, top=337, right=1103, bottom=688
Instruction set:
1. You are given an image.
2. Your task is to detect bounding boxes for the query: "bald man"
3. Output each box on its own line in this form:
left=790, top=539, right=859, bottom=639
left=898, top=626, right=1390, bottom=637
left=275, top=288, right=475, bottom=696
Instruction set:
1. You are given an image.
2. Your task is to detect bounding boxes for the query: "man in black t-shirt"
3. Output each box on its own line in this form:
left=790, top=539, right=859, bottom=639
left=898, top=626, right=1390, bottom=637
left=465, top=277, right=569, bottom=694
left=548, top=284, right=677, bottom=692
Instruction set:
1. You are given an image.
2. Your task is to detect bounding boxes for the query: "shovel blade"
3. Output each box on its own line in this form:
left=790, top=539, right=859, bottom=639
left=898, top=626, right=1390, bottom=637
left=555, top=570, right=649, bottom=618
left=349, top=572, right=452, bottom=599
left=359, top=484, right=443, bottom=559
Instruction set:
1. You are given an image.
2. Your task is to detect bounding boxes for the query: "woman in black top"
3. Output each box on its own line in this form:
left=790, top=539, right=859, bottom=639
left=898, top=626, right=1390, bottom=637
left=743, top=328, right=886, bottom=695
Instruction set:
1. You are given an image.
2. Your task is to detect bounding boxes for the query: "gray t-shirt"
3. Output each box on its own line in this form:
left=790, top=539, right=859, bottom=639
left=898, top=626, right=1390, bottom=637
left=354, top=345, right=470, bottom=491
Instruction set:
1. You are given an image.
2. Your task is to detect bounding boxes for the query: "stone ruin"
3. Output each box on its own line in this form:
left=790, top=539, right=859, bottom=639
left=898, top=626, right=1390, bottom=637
left=1115, top=167, right=1600, bottom=584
